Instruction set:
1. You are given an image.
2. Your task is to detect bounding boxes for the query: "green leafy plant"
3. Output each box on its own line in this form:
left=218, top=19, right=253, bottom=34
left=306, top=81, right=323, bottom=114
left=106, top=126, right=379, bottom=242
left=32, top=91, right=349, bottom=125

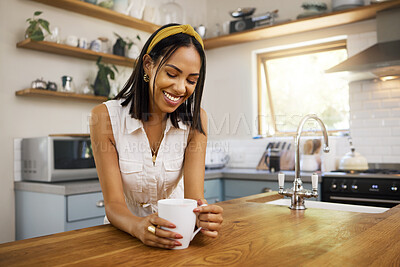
left=114, top=32, right=141, bottom=50
left=93, top=57, right=118, bottom=97
left=25, top=11, right=51, bottom=41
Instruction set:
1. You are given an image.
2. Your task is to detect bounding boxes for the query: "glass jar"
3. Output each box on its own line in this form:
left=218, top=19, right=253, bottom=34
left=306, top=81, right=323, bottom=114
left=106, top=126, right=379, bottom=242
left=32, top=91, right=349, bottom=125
left=159, top=0, right=184, bottom=24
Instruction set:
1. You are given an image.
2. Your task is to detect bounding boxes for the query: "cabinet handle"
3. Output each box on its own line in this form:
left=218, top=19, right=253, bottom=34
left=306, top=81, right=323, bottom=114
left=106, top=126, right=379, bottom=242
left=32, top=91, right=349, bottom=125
left=96, top=200, right=105, bottom=207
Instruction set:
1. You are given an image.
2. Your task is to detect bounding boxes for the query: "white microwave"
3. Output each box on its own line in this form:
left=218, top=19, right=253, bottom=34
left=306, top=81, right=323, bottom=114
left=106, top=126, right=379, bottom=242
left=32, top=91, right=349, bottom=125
left=21, top=136, right=98, bottom=182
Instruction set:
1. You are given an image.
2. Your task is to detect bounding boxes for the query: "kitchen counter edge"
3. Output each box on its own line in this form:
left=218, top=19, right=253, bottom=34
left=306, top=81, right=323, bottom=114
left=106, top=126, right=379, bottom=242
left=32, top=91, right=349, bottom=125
left=14, top=168, right=317, bottom=195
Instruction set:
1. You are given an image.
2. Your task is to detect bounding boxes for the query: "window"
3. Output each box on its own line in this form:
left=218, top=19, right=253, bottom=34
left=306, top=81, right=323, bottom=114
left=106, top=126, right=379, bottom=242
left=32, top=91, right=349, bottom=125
left=257, top=39, right=349, bottom=135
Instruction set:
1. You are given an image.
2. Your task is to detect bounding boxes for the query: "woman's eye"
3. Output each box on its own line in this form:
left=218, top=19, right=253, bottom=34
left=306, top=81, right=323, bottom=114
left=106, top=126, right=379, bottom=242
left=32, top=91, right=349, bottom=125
left=166, top=72, right=176, bottom=78
left=187, top=80, right=197, bottom=85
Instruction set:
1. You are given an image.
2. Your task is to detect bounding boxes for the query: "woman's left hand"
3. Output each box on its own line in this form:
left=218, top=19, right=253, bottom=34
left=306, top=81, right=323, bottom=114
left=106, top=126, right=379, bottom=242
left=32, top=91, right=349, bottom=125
left=193, top=199, right=223, bottom=238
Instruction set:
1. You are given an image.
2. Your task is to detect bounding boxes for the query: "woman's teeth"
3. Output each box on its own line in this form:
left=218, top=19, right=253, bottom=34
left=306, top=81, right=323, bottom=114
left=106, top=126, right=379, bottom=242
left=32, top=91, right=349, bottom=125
left=163, top=91, right=181, bottom=102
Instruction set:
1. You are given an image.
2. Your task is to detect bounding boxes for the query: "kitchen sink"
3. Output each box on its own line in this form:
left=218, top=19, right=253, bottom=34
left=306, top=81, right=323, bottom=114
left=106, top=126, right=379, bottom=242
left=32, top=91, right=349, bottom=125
left=266, top=198, right=389, bottom=213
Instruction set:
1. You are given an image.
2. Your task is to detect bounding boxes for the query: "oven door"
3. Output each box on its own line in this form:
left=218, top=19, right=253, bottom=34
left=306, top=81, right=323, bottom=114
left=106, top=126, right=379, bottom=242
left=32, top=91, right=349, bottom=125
left=321, top=177, right=400, bottom=208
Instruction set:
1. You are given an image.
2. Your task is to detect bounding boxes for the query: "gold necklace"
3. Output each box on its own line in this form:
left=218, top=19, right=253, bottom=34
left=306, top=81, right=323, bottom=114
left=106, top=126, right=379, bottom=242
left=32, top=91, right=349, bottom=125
left=150, top=133, right=163, bottom=165
left=149, top=121, right=166, bottom=165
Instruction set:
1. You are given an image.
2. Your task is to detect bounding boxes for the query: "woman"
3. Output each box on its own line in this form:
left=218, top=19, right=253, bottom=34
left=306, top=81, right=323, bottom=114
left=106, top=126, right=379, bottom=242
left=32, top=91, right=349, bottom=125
left=90, top=24, right=223, bottom=249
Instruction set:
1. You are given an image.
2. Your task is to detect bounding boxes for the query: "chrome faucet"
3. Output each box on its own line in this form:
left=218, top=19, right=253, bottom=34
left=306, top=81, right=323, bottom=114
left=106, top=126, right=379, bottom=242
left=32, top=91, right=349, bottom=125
left=278, top=114, right=330, bottom=210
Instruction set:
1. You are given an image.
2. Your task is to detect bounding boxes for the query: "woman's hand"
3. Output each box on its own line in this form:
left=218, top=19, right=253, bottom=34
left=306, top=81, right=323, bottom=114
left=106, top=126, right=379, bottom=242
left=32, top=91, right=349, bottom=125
left=133, top=213, right=183, bottom=249
left=194, top=199, right=223, bottom=238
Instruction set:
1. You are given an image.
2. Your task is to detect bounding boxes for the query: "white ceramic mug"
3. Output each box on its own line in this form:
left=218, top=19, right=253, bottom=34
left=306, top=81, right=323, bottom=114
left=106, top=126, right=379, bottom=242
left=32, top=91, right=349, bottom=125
left=65, top=35, right=78, bottom=47
left=157, top=199, right=202, bottom=250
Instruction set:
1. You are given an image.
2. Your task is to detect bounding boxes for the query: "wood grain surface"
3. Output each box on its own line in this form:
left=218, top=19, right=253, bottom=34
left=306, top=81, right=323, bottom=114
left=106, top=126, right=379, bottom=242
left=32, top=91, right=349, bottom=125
left=1, top=192, right=399, bottom=266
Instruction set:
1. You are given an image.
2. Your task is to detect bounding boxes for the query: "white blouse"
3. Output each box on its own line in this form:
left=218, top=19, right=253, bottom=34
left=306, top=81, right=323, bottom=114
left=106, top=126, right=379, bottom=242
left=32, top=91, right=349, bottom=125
left=103, top=99, right=190, bottom=220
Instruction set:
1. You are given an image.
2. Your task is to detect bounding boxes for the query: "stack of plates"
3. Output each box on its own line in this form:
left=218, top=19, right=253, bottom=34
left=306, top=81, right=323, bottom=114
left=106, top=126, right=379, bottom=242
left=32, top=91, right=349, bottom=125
left=332, top=0, right=364, bottom=12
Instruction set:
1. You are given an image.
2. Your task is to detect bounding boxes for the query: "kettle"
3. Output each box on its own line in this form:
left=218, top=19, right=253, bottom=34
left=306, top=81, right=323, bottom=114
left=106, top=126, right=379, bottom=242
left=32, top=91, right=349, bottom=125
left=339, top=137, right=368, bottom=171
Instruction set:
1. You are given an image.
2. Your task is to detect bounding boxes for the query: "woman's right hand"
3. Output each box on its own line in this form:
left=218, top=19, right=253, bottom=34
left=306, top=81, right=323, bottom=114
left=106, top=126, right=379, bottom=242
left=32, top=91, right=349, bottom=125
left=133, top=213, right=183, bottom=249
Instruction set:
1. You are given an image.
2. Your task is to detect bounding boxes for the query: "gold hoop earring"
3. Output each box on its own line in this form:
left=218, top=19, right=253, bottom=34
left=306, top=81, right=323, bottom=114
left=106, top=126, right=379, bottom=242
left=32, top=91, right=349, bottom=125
left=143, top=73, right=150, bottom=83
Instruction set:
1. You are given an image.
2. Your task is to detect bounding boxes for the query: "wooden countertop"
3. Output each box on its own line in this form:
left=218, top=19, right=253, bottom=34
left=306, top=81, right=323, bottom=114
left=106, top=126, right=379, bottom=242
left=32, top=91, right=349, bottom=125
left=1, top=192, right=399, bottom=266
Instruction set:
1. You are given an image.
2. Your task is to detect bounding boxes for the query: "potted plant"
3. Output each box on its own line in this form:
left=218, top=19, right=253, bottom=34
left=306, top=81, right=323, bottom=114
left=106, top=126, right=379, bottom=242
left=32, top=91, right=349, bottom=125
left=93, top=57, right=118, bottom=97
left=113, top=32, right=141, bottom=58
left=25, top=11, right=51, bottom=41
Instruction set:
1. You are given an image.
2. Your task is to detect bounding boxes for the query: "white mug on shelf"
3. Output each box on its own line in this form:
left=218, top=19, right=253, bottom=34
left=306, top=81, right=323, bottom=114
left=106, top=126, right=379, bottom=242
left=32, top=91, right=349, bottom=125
left=65, top=35, right=78, bottom=47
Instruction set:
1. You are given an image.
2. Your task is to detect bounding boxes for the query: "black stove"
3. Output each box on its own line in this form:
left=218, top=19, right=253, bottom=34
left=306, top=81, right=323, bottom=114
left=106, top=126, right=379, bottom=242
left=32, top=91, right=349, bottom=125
left=322, top=164, right=400, bottom=208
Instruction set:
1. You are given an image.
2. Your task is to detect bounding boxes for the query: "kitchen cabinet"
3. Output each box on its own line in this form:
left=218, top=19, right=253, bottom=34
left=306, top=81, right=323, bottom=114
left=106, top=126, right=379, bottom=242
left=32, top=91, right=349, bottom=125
left=204, top=178, right=223, bottom=204
left=15, top=190, right=105, bottom=240
left=204, top=1, right=400, bottom=49
left=224, top=179, right=321, bottom=201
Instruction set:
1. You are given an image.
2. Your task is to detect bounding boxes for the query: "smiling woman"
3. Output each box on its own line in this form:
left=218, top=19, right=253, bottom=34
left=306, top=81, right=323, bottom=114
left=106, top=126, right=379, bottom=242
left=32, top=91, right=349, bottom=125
left=89, top=24, right=223, bottom=250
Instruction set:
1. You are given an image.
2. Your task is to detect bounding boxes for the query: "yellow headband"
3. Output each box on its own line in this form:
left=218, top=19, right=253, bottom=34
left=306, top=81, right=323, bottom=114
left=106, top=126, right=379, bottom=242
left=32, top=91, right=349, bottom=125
left=146, top=24, right=204, bottom=54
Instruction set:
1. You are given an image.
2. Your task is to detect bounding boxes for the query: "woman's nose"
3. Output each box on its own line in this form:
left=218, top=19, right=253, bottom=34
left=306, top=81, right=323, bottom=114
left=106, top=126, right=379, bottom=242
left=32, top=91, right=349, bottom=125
left=174, top=78, right=186, bottom=95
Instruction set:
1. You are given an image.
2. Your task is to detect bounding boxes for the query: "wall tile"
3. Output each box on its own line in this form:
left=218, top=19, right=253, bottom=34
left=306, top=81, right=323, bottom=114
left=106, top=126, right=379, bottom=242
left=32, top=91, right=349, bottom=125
left=392, top=127, right=400, bottom=136
left=363, top=100, right=381, bottom=109
left=381, top=98, right=400, bottom=108
left=379, top=79, right=400, bottom=90
left=363, top=118, right=384, bottom=127
left=365, top=155, right=382, bottom=163
left=350, top=119, right=364, bottom=128
left=391, top=146, right=400, bottom=155
left=391, top=89, right=400, bottom=98
left=383, top=118, right=400, bottom=127
left=354, top=92, right=371, bottom=101
left=349, top=82, right=362, bottom=93
left=371, top=109, right=391, bottom=119
left=361, top=81, right=378, bottom=92
left=382, top=155, right=400, bottom=163
left=381, top=137, right=400, bottom=146
left=14, top=138, right=22, bottom=182
left=391, top=108, right=400, bottom=117
left=371, top=90, right=391, bottom=99
left=350, top=102, right=363, bottom=111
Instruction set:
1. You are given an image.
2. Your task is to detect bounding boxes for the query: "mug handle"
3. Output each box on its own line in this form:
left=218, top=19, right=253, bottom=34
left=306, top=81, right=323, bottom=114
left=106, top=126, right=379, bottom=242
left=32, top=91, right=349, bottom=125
left=191, top=204, right=208, bottom=241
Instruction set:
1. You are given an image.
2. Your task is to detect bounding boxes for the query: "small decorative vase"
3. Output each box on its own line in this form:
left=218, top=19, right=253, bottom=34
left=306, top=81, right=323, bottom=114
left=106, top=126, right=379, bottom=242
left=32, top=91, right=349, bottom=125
left=93, top=74, right=110, bottom=97
left=113, top=38, right=125, bottom=57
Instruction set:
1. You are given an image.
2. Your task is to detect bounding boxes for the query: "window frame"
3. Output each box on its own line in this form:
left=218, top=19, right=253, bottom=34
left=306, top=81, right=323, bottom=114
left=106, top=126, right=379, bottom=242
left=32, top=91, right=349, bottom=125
left=257, top=39, right=348, bottom=136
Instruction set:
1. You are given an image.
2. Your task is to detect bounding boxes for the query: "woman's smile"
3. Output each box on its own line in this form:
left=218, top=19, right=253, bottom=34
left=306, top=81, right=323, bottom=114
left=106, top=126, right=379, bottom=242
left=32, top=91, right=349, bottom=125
left=163, top=91, right=183, bottom=106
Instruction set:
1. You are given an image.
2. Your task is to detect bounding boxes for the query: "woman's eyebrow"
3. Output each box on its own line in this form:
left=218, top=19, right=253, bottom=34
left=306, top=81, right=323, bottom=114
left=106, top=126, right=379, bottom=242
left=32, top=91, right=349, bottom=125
left=166, top=64, right=200, bottom=76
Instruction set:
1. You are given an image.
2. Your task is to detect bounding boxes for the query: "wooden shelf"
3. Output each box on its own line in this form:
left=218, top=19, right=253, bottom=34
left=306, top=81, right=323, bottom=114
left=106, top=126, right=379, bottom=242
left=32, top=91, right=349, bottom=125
left=16, top=88, right=108, bottom=102
left=204, top=0, right=400, bottom=50
left=17, top=39, right=135, bottom=67
left=31, top=0, right=160, bottom=33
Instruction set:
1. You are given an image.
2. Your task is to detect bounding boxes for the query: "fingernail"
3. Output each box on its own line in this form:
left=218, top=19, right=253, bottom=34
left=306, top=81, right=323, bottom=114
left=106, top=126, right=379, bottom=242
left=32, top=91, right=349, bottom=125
left=175, top=234, right=183, bottom=239
left=193, top=208, right=200, bottom=212
left=175, top=241, right=182, bottom=246
left=169, top=224, right=175, bottom=228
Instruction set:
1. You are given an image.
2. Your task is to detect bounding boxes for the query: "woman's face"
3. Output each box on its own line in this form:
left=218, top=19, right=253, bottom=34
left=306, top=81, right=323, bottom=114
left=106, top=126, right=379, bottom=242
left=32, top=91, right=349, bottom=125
left=144, top=45, right=201, bottom=115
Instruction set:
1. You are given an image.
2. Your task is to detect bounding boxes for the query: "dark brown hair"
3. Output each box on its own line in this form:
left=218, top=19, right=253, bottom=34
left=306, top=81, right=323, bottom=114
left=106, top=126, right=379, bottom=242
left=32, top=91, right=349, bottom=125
left=115, top=24, right=206, bottom=134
